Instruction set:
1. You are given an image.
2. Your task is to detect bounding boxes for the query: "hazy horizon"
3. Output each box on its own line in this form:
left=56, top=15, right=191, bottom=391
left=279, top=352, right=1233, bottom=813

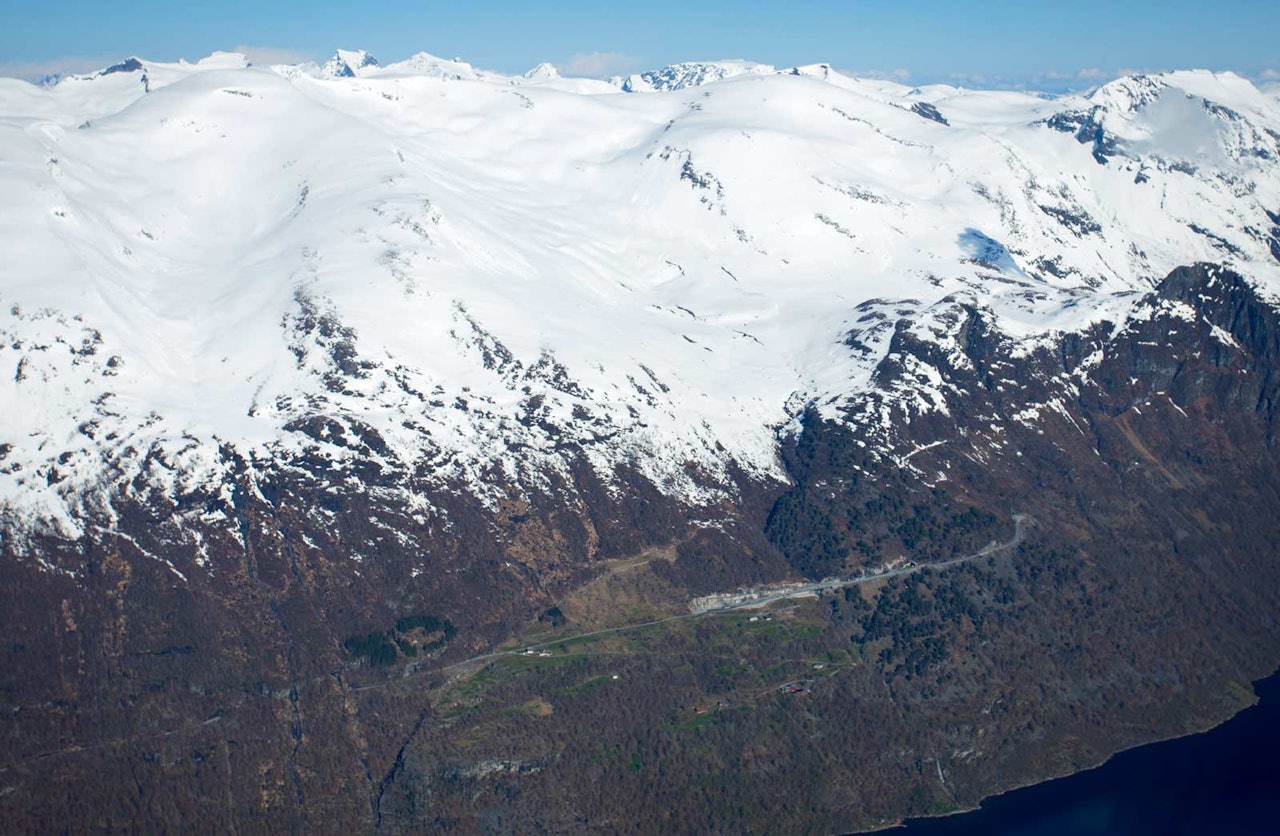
left=3, top=0, right=1278, bottom=92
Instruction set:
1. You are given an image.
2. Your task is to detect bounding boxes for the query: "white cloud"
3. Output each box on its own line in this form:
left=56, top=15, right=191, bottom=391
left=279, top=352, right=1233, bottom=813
left=948, top=71, right=988, bottom=87
left=1259, top=70, right=1280, bottom=97
left=845, top=68, right=912, bottom=83
left=232, top=45, right=315, bottom=67
left=0, top=55, right=117, bottom=82
left=562, top=51, right=637, bottom=78
left=938, top=67, right=1133, bottom=93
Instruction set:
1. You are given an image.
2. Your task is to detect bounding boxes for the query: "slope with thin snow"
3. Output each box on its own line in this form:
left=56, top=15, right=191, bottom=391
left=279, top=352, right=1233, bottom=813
left=2, top=52, right=1279, bottom=559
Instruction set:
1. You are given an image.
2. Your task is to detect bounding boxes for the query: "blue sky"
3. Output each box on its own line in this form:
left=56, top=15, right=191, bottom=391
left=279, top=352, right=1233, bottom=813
left=3, top=0, right=1279, bottom=89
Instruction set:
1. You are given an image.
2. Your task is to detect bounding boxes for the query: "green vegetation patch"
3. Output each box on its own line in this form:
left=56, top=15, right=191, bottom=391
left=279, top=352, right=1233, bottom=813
left=555, top=674, right=613, bottom=696
left=344, top=612, right=458, bottom=666
left=343, top=631, right=397, bottom=667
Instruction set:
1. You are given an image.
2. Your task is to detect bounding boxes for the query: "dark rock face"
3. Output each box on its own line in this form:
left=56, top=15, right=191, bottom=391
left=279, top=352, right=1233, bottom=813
left=99, top=58, right=143, bottom=77
left=1045, top=107, right=1121, bottom=164
left=911, top=102, right=949, bottom=126
left=4, top=264, right=1280, bottom=833
left=1266, top=208, right=1280, bottom=264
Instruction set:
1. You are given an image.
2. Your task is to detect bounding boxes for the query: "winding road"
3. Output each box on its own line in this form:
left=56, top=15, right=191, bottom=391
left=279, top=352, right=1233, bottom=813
left=433, top=513, right=1033, bottom=679
left=702, top=513, right=1032, bottom=614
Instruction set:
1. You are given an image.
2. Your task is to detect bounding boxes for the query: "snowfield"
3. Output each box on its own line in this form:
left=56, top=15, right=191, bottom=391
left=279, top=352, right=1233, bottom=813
left=2, top=50, right=1279, bottom=548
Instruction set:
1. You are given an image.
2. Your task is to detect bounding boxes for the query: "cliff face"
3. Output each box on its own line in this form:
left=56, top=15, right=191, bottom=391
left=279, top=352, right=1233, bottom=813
left=750, top=262, right=1280, bottom=827
left=4, top=264, right=1280, bottom=832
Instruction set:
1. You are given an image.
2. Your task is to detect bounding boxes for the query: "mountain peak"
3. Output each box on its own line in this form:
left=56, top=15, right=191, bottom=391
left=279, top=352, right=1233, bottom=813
left=1086, top=73, right=1166, bottom=112
left=193, top=51, right=251, bottom=69
left=614, top=59, right=777, bottom=92
left=377, top=51, right=486, bottom=81
left=522, top=62, right=560, bottom=82
left=98, top=57, right=145, bottom=77
left=320, top=49, right=380, bottom=79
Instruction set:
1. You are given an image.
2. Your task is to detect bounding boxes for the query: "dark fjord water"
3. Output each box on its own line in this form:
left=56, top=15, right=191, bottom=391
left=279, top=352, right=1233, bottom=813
left=892, top=670, right=1280, bottom=836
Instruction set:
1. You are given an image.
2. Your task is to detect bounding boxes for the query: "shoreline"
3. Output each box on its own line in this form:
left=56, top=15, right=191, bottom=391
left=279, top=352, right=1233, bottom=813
left=853, top=664, right=1279, bottom=835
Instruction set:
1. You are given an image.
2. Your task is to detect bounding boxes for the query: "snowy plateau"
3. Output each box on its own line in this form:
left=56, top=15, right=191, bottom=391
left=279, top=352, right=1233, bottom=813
left=1, top=49, right=1279, bottom=567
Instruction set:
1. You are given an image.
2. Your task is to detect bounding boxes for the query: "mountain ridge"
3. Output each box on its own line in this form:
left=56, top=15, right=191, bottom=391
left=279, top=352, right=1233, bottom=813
left=3, top=56, right=1277, bottom=552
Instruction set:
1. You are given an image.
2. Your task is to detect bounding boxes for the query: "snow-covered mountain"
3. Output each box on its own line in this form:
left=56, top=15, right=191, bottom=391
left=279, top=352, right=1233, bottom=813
left=318, top=48, right=381, bottom=79
left=612, top=59, right=777, bottom=92
left=2, top=52, right=1279, bottom=561
left=301, top=49, right=617, bottom=94
left=8, top=50, right=1280, bottom=833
